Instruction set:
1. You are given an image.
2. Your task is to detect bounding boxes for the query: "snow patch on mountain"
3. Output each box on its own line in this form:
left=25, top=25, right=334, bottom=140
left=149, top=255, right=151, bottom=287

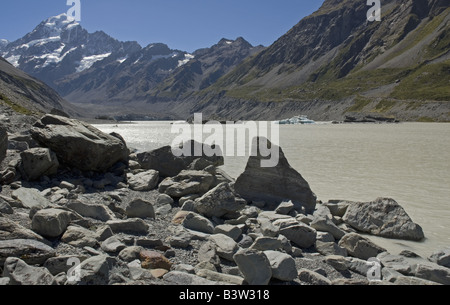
left=76, top=53, right=112, bottom=72
left=178, top=53, right=195, bottom=67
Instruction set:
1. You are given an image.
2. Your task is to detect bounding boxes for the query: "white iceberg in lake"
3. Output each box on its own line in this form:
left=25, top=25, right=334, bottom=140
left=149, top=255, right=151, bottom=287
left=275, top=115, right=316, bottom=125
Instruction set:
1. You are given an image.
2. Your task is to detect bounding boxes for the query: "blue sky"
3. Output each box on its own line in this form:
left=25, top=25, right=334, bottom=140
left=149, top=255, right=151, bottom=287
left=0, top=0, right=323, bottom=52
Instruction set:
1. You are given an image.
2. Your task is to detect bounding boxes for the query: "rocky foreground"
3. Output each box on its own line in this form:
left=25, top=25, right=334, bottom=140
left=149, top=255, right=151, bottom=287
left=0, top=114, right=449, bottom=286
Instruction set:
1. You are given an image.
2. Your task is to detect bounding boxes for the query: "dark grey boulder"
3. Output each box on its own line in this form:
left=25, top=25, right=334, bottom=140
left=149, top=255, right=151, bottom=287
left=343, top=198, right=425, bottom=241
left=235, top=137, right=316, bottom=213
left=31, top=115, right=128, bottom=172
left=136, top=140, right=224, bottom=177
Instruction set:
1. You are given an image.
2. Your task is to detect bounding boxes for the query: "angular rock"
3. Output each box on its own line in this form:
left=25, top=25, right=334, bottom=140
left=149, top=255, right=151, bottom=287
left=163, top=271, right=219, bottom=285
left=275, top=201, right=295, bottom=215
left=106, top=218, right=149, bottom=235
left=95, top=225, right=114, bottom=242
left=276, top=220, right=317, bottom=248
left=310, top=216, right=346, bottom=240
left=76, top=255, right=117, bottom=285
left=264, top=250, right=297, bottom=281
left=124, top=198, right=155, bottom=219
left=0, top=239, right=55, bottom=265
left=61, top=225, right=98, bottom=248
left=31, top=114, right=128, bottom=172
left=377, top=252, right=413, bottom=275
left=101, top=236, right=126, bottom=253
left=389, top=275, right=442, bottom=285
left=66, top=200, right=115, bottom=222
left=140, top=250, right=172, bottom=270
left=234, top=137, right=316, bottom=213
left=0, top=199, right=13, bottom=214
left=196, top=269, right=245, bottom=285
left=20, top=148, right=59, bottom=181
left=338, top=233, right=386, bottom=260
left=324, top=255, right=348, bottom=272
left=31, top=208, right=72, bottom=238
left=12, top=188, right=50, bottom=209
left=3, top=257, right=54, bottom=285
left=198, top=241, right=221, bottom=266
left=250, top=237, right=283, bottom=252
left=157, top=194, right=174, bottom=205
left=209, top=234, right=239, bottom=262
left=169, top=230, right=192, bottom=249
left=429, top=247, right=450, bottom=268
left=343, top=198, right=425, bottom=241
left=182, top=212, right=215, bottom=234
left=0, top=127, right=6, bottom=163
left=213, top=224, right=242, bottom=241
left=158, top=170, right=214, bottom=197
left=195, top=182, right=246, bottom=218
left=324, top=200, right=352, bottom=217
left=298, top=269, right=331, bottom=285
left=233, top=248, right=272, bottom=285
left=118, top=246, right=143, bottom=262
left=0, top=217, right=45, bottom=242
left=136, top=140, right=224, bottom=178
left=315, top=241, right=348, bottom=257
left=127, top=170, right=159, bottom=191
left=413, top=263, right=450, bottom=285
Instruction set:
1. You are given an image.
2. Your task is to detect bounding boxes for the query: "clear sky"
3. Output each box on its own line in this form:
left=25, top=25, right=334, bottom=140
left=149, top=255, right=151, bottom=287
left=0, top=0, right=323, bottom=52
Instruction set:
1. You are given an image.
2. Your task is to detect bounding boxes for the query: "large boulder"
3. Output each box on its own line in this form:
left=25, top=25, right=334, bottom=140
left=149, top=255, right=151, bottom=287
left=0, top=126, right=7, bottom=163
left=263, top=250, right=297, bottom=282
left=66, top=200, right=116, bottom=222
left=338, top=233, right=386, bottom=260
left=20, top=148, right=59, bottom=181
left=136, top=140, right=224, bottom=177
left=158, top=170, right=214, bottom=198
left=194, top=182, right=246, bottom=218
left=0, top=239, right=55, bottom=265
left=0, top=217, right=46, bottom=242
left=12, top=188, right=50, bottom=209
left=31, top=208, right=72, bottom=238
left=30, top=114, right=128, bottom=172
left=275, top=219, right=317, bottom=249
left=233, top=248, right=272, bottom=285
left=2, top=257, right=54, bottom=285
left=343, top=198, right=425, bottom=241
left=127, top=170, right=159, bottom=191
left=124, top=199, right=155, bottom=219
left=235, top=137, right=316, bottom=213
left=75, top=255, right=117, bottom=285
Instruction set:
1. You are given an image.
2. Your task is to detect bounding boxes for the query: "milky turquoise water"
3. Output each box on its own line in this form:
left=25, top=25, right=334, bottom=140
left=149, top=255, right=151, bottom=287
left=95, top=121, right=450, bottom=258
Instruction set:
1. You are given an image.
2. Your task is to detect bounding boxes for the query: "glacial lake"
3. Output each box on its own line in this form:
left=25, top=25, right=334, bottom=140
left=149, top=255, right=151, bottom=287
left=95, top=121, right=450, bottom=258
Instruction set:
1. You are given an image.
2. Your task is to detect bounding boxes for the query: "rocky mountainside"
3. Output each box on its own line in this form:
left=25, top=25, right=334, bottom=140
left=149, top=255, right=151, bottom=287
left=0, top=56, right=81, bottom=119
left=54, top=42, right=191, bottom=106
left=150, top=38, right=264, bottom=100
left=187, top=0, right=450, bottom=122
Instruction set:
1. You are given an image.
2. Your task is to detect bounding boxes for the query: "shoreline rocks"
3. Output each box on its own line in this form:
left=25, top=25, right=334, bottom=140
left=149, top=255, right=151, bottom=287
left=0, top=114, right=444, bottom=286
left=342, top=198, right=425, bottom=241
left=31, top=115, right=128, bottom=172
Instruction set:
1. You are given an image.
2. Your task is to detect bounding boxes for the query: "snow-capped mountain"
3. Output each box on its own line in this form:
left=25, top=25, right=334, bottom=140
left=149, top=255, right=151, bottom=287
left=1, top=14, right=141, bottom=87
